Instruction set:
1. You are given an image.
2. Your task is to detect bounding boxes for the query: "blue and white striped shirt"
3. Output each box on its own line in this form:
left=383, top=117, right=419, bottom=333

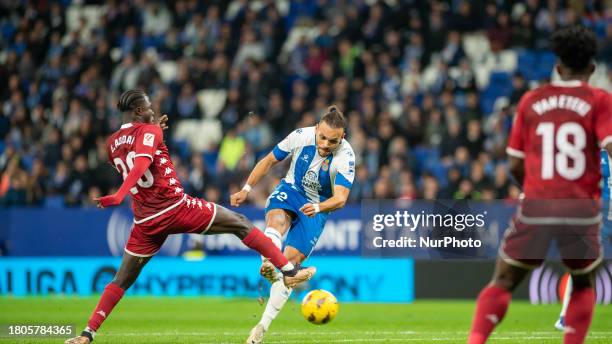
left=272, top=126, right=355, bottom=203
left=602, top=150, right=611, bottom=201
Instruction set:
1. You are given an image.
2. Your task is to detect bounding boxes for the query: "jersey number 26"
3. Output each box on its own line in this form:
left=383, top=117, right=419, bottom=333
left=113, top=151, right=154, bottom=194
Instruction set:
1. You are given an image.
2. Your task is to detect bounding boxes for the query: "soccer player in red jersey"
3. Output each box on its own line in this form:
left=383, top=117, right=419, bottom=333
left=468, top=26, right=612, bottom=344
left=64, top=90, right=315, bottom=344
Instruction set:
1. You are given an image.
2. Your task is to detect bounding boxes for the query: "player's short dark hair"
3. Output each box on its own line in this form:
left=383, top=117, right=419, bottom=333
left=321, top=105, right=346, bottom=129
left=551, top=26, right=597, bottom=72
left=117, top=89, right=148, bottom=112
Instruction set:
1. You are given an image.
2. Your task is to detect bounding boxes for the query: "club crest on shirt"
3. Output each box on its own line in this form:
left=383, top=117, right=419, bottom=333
left=321, top=158, right=330, bottom=172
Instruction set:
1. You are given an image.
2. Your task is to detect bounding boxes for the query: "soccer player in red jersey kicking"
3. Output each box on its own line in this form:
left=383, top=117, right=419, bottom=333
left=64, top=90, right=315, bottom=344
left=468, top=26, right=612, bottom=344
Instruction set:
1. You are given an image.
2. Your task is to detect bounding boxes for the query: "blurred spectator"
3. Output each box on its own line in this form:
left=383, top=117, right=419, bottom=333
left=142, top=2, right=172, bottom=38
left=598, top=25, right=612, bottom=63
left=512, top=13, right=535, bottom=48
left=488, top=12, right=512, bottom=52
left=218, top=128, right=245, bottom=172
left=440, top=31, right=466, bottom=67
left=427, top=11, right=447, bottom=55
left=349, top=164, right=373, bottom=203
left=242, top=113, right=273, bottom=153
left=463, top=92, right=482, bottom=121
left=3, top=169, right=28, bottom=206
left=175, top=83, right=200, bottom=119
left=465, top=120, right=485, bottom=159
left=441, top=166, right=462, bottom=199
left=451, top=59, right=477, bottom=92
left=510, top=73, right=528, bottom=104
left=494, top=164, right=511, bottom=199
left=65, top=155, right=92, bottom=206
left=440, top=120, right=466, bottom=159
left=421, top=173, right=440, bottom=200
left=233, top=30, right=266, bottom=67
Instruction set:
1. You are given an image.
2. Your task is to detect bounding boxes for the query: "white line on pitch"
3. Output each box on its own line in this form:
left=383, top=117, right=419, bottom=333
left=105, top=330, right=612, bottom=336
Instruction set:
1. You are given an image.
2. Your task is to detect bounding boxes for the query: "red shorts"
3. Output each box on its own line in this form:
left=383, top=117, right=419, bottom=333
left=125, top=195, right=216, bottom=257
left=500, top=214, right=602, bottom=274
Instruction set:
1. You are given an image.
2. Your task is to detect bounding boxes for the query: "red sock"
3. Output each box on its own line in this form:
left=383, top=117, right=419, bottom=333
left=564, top=288, right=595, bottom=344
left=87, top=283, right=125, bottom=331
left=242, top=228, right=290, bottom=269
left=468, top=285, right=512, bottom=344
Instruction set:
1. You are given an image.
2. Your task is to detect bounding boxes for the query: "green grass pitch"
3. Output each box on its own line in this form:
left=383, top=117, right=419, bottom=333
left=0, top=297, right=610, bottom=343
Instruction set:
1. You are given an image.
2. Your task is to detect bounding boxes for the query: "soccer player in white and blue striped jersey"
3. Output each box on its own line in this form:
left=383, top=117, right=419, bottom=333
left=556, top=150, right=612, bottom=331
left=600, top=150, right=612, bottom=223
left=231, top=106, right=355, bottom=344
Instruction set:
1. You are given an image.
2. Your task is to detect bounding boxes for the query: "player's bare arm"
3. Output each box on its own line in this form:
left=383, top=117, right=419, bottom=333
left=605, top=143, right=612, bottom=162
left=156, top=113, right=169, bottom=130
left=300, top=185, right=350, bottom=217
left=231, top=152, right=281, bottom=207
left=94, top=156, right=153, bottom=208
left=508, top=156, right=524, bottom=186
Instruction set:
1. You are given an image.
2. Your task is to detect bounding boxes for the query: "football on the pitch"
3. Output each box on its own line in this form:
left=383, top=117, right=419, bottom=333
left=300, top=289, right=339, bottom=325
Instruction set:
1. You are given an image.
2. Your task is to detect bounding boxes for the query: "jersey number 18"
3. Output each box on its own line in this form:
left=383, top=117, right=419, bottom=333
left=536, top=122, right=586, bottom=180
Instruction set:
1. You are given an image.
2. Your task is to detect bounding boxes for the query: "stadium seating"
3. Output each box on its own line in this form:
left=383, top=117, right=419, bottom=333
left=0, top=1, right=610, bottom=206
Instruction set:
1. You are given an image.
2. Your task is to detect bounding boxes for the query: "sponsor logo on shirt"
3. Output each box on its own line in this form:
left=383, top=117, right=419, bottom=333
left=143, top=133, right=155, bottom=147
left=302, top=170, right=322, bottom=193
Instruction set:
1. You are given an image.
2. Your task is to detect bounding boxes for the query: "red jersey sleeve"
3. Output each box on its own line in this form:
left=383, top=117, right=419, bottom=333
left=594, top=90, right=612, bottom=148
left=506, top=93, right=529, bottom=159
left=106, top=137, right=118, bottom=172
left=133, top=124, right=163, bottom=161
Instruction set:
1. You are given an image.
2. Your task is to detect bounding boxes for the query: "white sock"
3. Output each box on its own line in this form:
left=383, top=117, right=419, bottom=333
left=560, top=276, right=573, bottom=317
left=263, top=227, right=293, bottom=273
left=83, top=327, right=96, bottom=338
left=280, top=263, right=294, bottom=272
left=259, top=279, right=292, bottom=331
left=263, top=227, right=282, bottom=251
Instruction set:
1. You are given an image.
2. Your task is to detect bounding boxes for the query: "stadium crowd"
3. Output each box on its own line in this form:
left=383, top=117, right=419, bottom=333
left=0, top=0, right=610, bottom=207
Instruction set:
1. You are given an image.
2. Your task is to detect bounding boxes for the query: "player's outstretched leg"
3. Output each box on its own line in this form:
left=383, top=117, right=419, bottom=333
left=246, top=210, right=293, bottom=344
left=564, top=270, right=597, bottom=344
left=65, top=253, right=152, bottom=344
left=259, top=209, right=293, bottom=284
left=468, top=259, right=529, bottom=344
left=556, top=276, right=573, bottom=331
left=205, top=205, right=315, bottom=288
left=247, top=246, right=305, bottom=344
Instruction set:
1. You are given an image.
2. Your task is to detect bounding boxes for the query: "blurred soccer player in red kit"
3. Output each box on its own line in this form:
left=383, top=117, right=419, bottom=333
left=468, top=26, right=612, bottom=344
